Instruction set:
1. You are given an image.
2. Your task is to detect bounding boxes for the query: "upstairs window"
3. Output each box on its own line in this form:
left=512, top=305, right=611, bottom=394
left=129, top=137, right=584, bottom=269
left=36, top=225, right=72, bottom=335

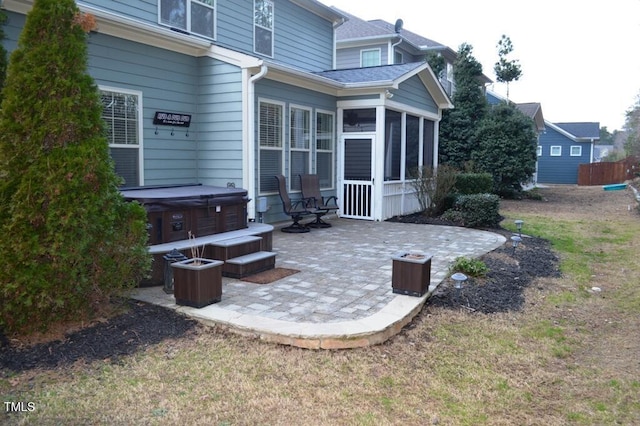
left=159, top=0, right=216, bottom=40
left=550, top=146, right=562, bottom=157
left=361, top=49, right=381, bottom=67
left=254, top=0, right=274, bottom=57
left=570, top=145, right=582, bottom=156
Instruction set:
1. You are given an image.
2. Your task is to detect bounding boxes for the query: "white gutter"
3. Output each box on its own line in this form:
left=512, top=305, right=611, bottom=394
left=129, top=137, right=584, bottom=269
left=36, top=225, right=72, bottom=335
left=389, top=37, right=402, bottom=65
left=245, top=64, right=268, bottom=220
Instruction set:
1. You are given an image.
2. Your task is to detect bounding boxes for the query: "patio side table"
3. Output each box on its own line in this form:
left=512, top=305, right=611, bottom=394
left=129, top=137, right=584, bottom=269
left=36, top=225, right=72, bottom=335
left=391, top=252, right=432, bottom=297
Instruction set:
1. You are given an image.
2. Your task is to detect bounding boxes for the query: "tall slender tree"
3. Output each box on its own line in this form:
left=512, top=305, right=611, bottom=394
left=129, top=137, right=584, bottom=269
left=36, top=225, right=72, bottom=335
left=438, top=43, right=488, bottom=169
left=494, top=35, right=522, bottom=99
left=0, top=0, right=150, bottom=334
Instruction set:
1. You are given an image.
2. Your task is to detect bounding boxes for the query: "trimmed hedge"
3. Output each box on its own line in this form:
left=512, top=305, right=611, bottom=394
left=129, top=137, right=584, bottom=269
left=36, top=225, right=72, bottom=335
left=442, top=193, right=501, bottom=228
left=453, top=172, right=493, bottom=195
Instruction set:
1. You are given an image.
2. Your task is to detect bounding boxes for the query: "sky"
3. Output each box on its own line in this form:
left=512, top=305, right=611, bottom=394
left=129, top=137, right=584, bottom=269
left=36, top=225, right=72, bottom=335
left=318, top=0, right=640, bottom=131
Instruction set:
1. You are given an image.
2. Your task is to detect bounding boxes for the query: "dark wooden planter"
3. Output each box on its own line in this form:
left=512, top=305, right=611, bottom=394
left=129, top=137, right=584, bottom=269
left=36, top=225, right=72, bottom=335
left=171, top=258, right=224, bottom=308
left=391, top=252, right=432, bottom=297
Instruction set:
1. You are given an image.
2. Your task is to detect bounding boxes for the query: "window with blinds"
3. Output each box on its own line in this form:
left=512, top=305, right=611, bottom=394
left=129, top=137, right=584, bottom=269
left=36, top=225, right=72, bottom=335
left=259, top=101, right=283, bottom=194
left=101, top=89, right=142, bottom=187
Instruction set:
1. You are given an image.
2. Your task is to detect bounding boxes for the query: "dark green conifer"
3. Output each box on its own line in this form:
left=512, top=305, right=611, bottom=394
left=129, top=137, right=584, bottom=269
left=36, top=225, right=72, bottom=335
left=0, top=0, right=150, bottom=333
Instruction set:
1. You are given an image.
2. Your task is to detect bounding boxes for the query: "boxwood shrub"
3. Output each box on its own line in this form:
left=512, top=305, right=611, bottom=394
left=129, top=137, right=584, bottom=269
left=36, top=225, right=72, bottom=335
left=442, top=193, right=501, bottom=228
left=454, top=172, right=494, bottom=195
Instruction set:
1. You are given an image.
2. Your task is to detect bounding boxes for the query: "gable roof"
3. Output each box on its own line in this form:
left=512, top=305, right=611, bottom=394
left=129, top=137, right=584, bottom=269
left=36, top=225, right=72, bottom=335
left=544, top=121, right=600, bottom=142
left=554, top=122, right=600, bottom=140
left=313, top=62, right=453, bottom=109
left=314, top=62, right=427, bottom=84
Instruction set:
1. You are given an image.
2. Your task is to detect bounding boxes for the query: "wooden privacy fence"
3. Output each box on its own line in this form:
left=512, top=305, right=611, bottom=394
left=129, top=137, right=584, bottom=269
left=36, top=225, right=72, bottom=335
left=578, top=156, right=639, bottom=186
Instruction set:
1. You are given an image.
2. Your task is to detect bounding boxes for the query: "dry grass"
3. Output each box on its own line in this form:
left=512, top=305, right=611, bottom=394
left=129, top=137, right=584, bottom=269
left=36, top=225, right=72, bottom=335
left=2, top=185, right=640, bottom=425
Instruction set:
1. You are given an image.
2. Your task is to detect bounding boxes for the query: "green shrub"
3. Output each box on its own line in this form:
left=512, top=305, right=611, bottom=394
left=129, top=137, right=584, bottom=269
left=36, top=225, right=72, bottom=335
left=449, top=256, right=488, bottom=277
left=453, top=172, right=493, bottom=194
left=442, top=193, right=501, bottom=228
left=0, top=0, right=150, bottom=334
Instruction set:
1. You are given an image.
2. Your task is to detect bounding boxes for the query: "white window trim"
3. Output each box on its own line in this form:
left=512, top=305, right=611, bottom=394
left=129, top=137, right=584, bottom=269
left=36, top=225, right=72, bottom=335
left=570, top=145, right=582, bottom=156
left=315, top=109, right=336, bottom=190
left=550, top=146, right=562, bottom=157
left=288, top=105, right=312, bottom=192
left=258, top=98, right=285, bottom=195
left=394, top=50, right=403, bottom=65
left=158, top=0, right=217, bottom=40
left=537, top=145, right=542, bottom=157
left=254, top=0, right=275, bottom=58
left=360, top=48, right=381, bottom=67
left=99, top=85, right=144, bottom=186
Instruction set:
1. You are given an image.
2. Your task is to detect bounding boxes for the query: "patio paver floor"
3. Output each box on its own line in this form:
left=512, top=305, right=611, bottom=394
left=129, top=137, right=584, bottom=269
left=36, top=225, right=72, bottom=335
left=133, top=218, right=506, bottom=349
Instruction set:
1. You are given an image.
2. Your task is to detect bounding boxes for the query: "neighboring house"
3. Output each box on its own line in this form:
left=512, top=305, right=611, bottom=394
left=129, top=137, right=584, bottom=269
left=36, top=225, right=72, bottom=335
left=2, top=0, right=451, bottom=222
left=537, top=122, right=600, bottom=184
left=332, top=8, right=491, bottom=97
left=487, top=91, right=545, bottom=184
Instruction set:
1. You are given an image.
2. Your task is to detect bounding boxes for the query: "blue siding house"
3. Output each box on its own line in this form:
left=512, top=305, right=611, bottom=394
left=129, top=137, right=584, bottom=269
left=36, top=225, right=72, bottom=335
left=537, top=122, right=599, bottom=184
left=2, top=0, right=452, bottom=222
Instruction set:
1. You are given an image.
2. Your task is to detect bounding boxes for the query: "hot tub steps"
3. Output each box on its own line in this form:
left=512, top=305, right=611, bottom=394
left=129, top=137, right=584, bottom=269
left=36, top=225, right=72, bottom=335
left=223, top=251, right=277, bottom=279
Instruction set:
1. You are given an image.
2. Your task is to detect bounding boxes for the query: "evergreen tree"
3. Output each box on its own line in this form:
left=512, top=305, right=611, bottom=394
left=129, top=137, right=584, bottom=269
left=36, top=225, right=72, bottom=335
left=0, top=0, right=150, bottom=334
left=623, top=93, right=640, bottom=157
left=0, top=11, right=7, bottom=101
left=438, top=43, right=488, bottom=169
left=472, top=102, right=538, bottom=196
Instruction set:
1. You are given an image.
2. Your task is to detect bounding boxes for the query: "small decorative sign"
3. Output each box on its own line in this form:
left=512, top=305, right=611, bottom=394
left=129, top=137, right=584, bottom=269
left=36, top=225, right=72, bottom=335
left=153, top=111, right=192, bottom=127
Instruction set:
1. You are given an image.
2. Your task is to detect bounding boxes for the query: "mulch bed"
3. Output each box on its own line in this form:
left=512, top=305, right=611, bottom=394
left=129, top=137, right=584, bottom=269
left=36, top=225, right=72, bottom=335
left=0, top=301, right=199, bottom=374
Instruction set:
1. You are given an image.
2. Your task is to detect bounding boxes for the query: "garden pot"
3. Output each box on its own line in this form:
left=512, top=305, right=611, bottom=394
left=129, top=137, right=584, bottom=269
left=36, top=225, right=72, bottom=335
left=171, top=258, right=224, bottom=308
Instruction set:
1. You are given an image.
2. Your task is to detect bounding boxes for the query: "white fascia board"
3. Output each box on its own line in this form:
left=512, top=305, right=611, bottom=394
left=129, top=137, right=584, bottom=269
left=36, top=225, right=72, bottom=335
left=337, top=35, right=395, bottom=49
left=544, top=121, right=581, bottom=142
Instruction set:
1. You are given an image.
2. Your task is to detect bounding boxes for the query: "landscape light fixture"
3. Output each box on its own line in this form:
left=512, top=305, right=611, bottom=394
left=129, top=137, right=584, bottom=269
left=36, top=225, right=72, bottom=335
left=514, top=219, right=524, bottom=237
left=451, top=272, right=468, bottom=289
left=451, top=272, right=468, bottom=307
left=511, top=235, right=522, bottom=254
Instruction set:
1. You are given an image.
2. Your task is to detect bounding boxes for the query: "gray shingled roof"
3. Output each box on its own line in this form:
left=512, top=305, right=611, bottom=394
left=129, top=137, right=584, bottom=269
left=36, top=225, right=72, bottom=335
left=368, top=19, right=445, bottom=49
left=334, top=8, right=394, bottom=40
left=313, top=62, right=426, bottom=84
left=555, top=122, right=600, bottom=139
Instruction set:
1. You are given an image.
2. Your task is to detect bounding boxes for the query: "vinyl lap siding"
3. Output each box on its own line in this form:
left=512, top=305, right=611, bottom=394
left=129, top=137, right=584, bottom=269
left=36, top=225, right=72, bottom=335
left=537, top=127, right=591, bottom=184
left=336, top=44, right=388, bottom=69
left=88, top=33, right=200, bottom=186
left=81, top=0, right=158, bottom=26
left=275, top=0, right=334, bottom=71
left=393, top=75, right=437, bottom=114
left=196, top=58, right=244, bottom=187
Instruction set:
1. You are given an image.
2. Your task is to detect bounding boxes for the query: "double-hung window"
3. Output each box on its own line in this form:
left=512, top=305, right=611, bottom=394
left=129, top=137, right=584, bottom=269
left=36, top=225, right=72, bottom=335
left=254, top=0, right=274, bottom=57
left=289, top=107, right=311, bottom=191
left=315, top=111, right=335, bottom=189
left=361, top=49, right=381, bottom=67
left=100, top=88, right=143, bottom=187
left=159, top=0, right=216, bottom=39
left=259, top=100, right=284, bottom=194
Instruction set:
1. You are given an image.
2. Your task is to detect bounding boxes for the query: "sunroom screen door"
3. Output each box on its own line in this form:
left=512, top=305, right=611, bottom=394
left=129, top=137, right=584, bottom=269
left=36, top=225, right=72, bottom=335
left=341, top=135, right=374, bottom=220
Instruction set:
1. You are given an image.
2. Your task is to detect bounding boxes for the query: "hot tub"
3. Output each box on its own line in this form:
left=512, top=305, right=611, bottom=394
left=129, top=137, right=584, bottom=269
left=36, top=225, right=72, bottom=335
left=121, top=185, right=249, bottom=245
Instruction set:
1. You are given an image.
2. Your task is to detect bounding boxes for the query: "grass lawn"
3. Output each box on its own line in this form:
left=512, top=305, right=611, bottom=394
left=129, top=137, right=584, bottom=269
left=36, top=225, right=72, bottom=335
left=2, top=185, right=639, bottom=425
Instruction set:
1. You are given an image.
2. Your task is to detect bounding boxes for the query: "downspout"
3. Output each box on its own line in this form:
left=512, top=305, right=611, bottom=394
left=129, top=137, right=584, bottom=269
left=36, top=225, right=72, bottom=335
left=245, top=64, right=268, bottom=220
left=332, top=18, right=346, bottom=69
left=389, top=37, right=402, bottom=65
